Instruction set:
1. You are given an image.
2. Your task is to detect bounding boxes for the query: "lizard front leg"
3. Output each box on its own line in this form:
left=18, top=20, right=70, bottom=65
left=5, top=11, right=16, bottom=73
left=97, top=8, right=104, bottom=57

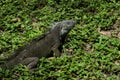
left=21, top=57, right=39, bottom=69
left=52, top=48, right=61, bottom=57
left=52, top=41, right=62, bottom=57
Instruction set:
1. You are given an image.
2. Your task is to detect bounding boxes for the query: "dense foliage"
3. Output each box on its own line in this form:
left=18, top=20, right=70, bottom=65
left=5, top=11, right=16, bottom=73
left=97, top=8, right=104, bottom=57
left=0, top=0, right=120, bottom=79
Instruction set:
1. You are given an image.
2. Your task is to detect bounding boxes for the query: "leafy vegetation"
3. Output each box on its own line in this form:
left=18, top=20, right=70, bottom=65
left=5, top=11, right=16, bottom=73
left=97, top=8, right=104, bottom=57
left=0, top=0, right=120, bottom=79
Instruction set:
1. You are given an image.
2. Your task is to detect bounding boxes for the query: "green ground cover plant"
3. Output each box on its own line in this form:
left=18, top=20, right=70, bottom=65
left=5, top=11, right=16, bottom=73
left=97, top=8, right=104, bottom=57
left=0, top=0, right=120, bottom=79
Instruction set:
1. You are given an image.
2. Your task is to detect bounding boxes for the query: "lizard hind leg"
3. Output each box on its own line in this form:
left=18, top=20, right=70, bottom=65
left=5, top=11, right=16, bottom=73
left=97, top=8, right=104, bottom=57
left=21, top=57, right=39, bottom=69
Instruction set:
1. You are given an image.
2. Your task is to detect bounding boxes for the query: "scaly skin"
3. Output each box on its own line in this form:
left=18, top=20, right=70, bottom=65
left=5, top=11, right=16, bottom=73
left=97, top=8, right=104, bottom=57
left=0, top=20, right=75, bottom=70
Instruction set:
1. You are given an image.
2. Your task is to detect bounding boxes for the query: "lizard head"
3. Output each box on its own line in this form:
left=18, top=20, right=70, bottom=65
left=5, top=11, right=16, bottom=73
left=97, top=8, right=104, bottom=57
left=60, top=20, right=75, bottom=36
left=50, top=20, right=75, bottom=40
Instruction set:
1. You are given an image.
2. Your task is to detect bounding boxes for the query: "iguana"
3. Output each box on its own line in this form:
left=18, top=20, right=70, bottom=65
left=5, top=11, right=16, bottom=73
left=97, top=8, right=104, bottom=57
left=0, top=20, right=75, bottom=70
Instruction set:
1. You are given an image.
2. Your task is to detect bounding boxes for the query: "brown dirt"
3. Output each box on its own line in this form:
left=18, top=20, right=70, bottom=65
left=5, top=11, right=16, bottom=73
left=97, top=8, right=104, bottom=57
left=98, top=19, right=120, bottom=39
